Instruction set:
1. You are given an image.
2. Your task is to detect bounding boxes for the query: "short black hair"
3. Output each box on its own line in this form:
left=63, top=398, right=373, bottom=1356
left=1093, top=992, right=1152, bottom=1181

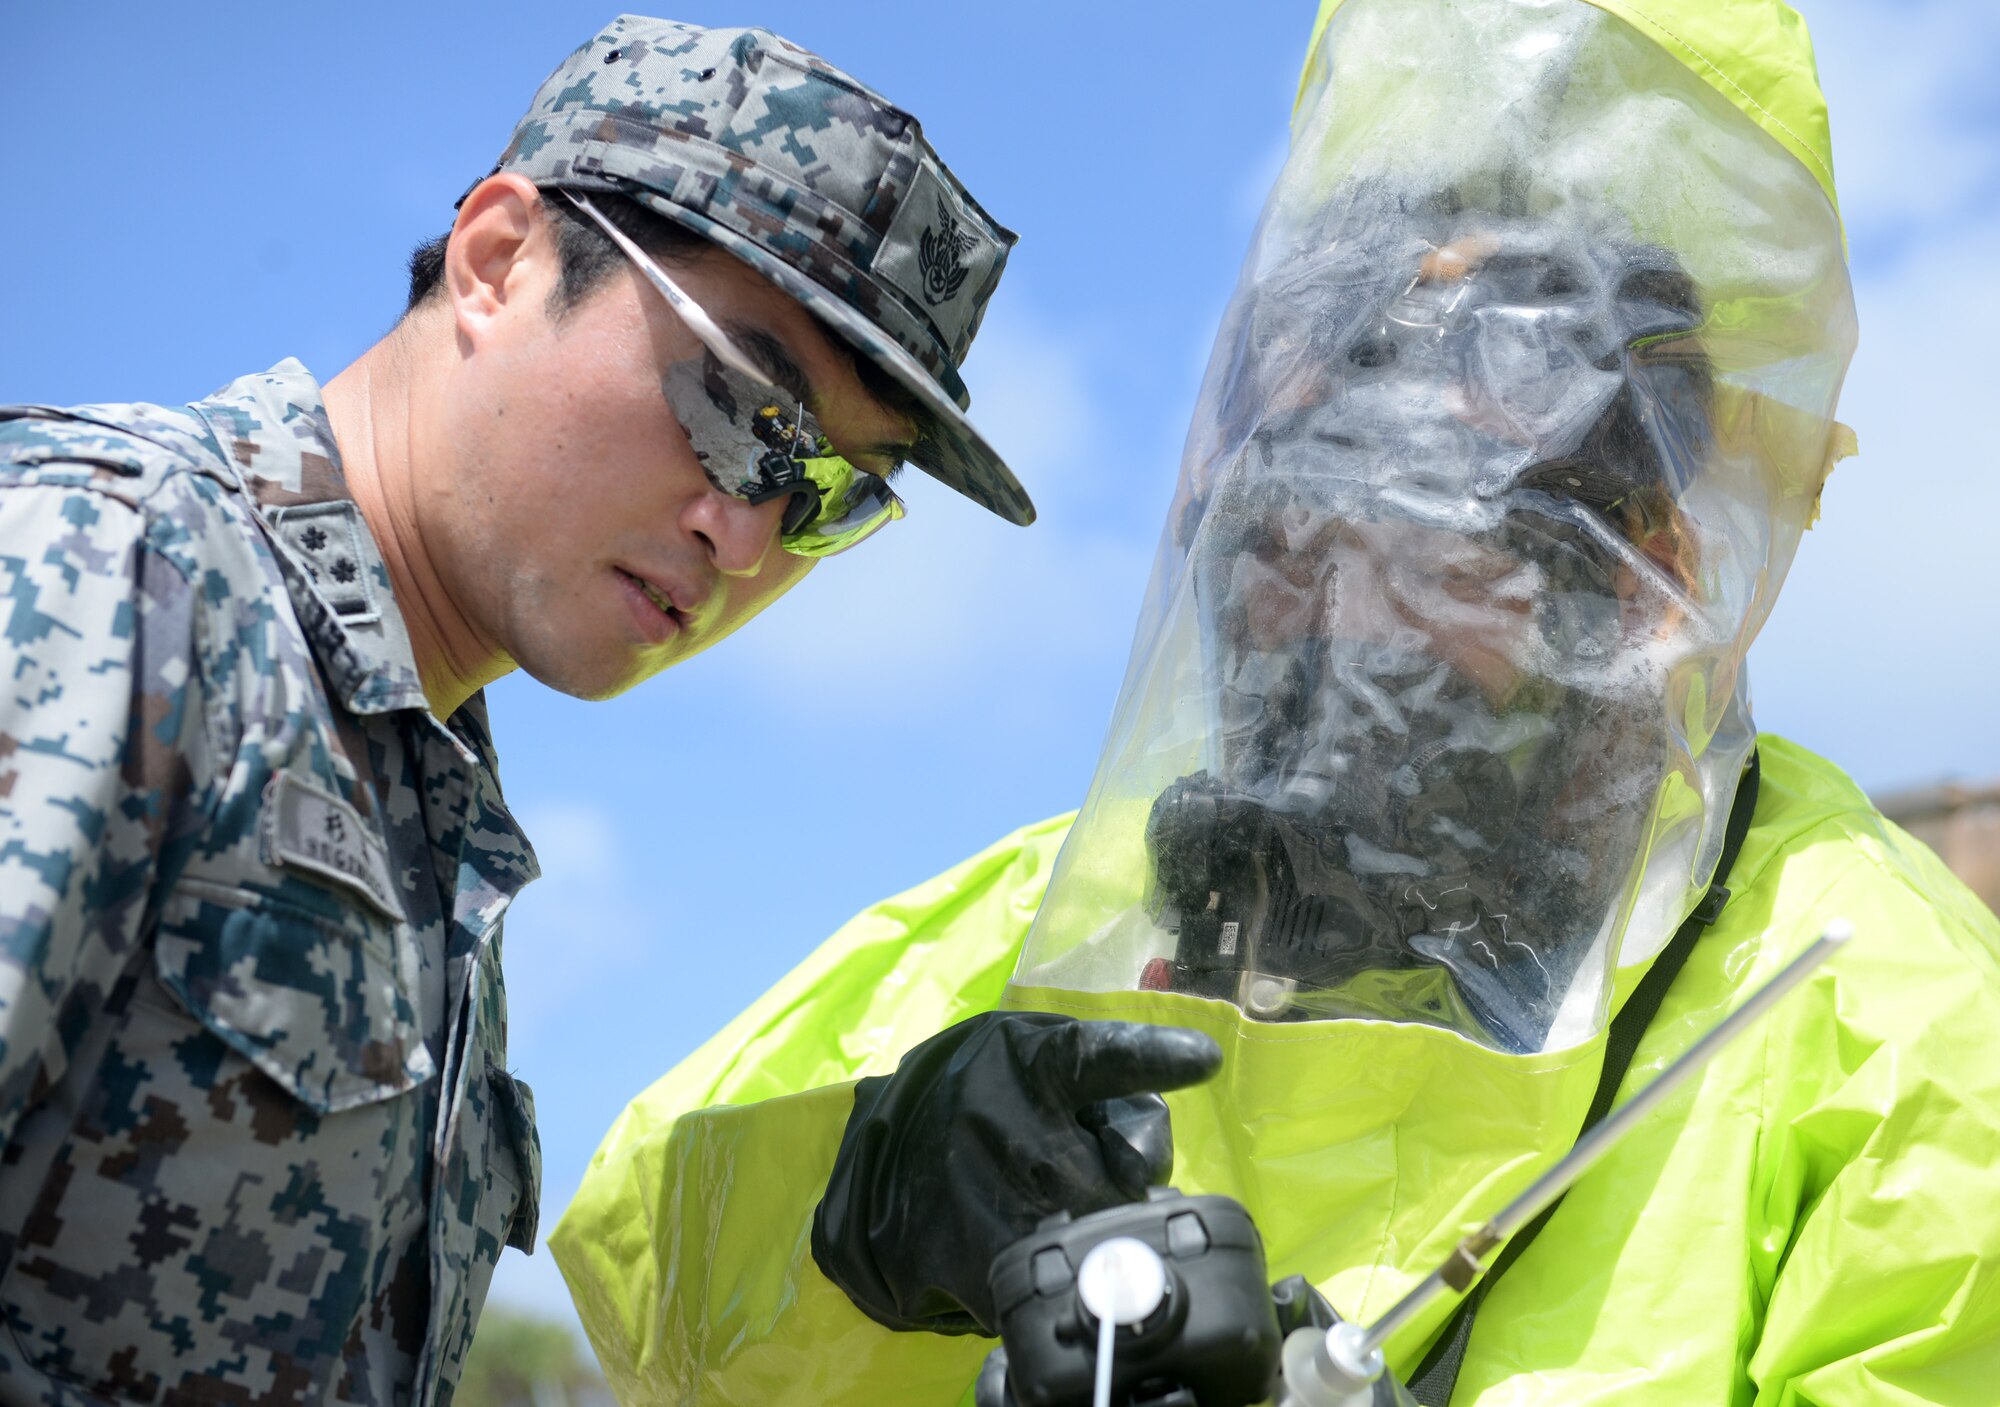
left=403, top=191, right=706, bottom=320
left=402, top=189, right=934, bottom=448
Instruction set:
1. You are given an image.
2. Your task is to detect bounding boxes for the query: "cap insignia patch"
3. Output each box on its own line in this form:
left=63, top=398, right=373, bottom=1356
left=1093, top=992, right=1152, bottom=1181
left=918, top=193, right=978, bottom=306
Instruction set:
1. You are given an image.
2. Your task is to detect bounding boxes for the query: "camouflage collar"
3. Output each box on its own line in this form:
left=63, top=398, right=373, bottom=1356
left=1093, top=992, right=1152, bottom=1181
left=191, top=360, right=430, bottom=717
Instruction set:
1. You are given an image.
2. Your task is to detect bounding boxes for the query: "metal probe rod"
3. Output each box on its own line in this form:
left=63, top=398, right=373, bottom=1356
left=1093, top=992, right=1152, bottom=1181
left=1359, top=920, right=1853, bottom=1356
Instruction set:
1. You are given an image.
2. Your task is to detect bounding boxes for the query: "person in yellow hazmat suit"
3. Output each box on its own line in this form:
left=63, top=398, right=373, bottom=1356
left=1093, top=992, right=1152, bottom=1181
left=552, top=0, right=2000, bottom=1403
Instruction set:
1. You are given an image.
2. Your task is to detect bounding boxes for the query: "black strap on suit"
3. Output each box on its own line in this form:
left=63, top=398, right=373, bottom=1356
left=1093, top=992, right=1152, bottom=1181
left=1405, top=751, right=1762, bottom=1406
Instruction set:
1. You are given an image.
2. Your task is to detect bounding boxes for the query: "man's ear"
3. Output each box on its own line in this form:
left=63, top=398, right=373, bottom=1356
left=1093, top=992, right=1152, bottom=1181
left=444, top=173, right=549, bottom=347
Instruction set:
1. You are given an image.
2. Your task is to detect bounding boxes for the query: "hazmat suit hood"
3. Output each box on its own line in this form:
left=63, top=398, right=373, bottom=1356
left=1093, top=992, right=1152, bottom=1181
left=1013, top=0, right=1856, bottom=1057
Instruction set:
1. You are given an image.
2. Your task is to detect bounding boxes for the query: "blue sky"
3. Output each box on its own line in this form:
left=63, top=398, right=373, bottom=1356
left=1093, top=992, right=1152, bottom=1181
left=5, top=0, right=1996, bottom=1336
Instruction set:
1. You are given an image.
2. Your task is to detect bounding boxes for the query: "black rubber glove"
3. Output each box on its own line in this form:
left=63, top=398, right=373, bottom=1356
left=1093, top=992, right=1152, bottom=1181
left=811, top=1011, right=1223, bottom=1335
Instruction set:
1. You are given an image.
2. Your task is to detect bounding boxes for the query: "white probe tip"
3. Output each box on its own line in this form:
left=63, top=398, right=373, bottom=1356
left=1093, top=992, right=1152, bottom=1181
left=1821, top=918, right=1854, bottom=946
left=1077, top=1238, right=1169, bottom=1327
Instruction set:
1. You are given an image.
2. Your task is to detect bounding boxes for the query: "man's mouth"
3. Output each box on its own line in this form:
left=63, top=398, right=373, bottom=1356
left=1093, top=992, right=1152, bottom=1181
left=617, top=568, right=686, bottom=626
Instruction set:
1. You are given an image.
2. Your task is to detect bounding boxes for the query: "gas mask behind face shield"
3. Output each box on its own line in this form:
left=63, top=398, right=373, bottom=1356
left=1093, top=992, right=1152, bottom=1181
left=1035, top=211, right=1723, bottom=1052
left=1145, top=385, right=1686, bottom=1046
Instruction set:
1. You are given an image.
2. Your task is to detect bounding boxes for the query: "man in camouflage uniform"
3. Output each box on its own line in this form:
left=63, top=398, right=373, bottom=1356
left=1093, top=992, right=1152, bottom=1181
left=0, top=17, right=1029, bottom=1404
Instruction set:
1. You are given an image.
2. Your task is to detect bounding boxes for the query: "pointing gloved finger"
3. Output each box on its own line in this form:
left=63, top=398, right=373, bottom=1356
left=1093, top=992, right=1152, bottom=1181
left=814, top=1011, right=1220, bottom=1336
left=1037, top=1019, right=1223, bottom=1110
left=1078, top=1093, right=1176, bottom=1198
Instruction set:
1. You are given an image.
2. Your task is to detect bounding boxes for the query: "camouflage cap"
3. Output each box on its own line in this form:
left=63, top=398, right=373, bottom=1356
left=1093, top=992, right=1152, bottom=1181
left=492, top=16, right=1035, bottom=526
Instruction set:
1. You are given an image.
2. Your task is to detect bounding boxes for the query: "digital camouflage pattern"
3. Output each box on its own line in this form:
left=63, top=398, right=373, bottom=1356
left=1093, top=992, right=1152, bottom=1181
left=491, top=15, right=1037, bottom=527
left=0, top=362, right=540, bottom=1406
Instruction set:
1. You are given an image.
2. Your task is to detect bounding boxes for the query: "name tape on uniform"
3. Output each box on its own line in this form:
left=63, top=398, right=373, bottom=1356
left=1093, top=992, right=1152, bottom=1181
left=261, top=771, right=401, bottom=920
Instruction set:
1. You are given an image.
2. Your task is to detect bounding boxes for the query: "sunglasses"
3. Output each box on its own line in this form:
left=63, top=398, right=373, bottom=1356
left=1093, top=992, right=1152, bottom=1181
left=565, top=191, right=905, bottom=557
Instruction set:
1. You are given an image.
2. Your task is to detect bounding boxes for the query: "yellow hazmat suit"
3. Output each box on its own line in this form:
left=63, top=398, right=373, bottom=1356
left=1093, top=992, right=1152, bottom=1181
left=553, top=2, right=2000, bottom=1403
left=555, top=742, right=2000, bottom=1403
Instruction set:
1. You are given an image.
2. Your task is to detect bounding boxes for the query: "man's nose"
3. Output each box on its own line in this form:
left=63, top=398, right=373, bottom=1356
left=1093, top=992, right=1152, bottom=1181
left=684, top=489, right=786, bottom=576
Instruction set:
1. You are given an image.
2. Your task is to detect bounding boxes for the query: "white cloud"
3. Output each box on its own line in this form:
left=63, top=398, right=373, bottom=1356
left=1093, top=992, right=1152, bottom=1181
left=501, top=800, right=648, bottom=1043
left=1800, top=0, right=2000, bottom=251
left=516, top=801, right=622, bottom=886
left=1750, top=199, right=2000, bottom=787
left=958, top=312, right=1101, bottom=510
left=710, top=301, right=1161, bottom=712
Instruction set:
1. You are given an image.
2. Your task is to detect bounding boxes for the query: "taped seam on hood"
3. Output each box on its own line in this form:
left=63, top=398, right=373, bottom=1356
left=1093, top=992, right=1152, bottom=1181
left=1293, top=0, right=1843, bottom=231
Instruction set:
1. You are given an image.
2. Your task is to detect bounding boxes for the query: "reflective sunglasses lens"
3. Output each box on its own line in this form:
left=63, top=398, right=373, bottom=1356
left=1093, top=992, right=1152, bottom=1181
left=664, top=354, right=903, bottom=557
left=783, top=463, right=905, bottom=557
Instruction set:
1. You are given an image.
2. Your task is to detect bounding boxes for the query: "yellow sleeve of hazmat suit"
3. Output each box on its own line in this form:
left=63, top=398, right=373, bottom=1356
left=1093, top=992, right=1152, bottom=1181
left=549, top=816, right=1073, bottom=1403
left=551, top=741, right=2000, bottom=1404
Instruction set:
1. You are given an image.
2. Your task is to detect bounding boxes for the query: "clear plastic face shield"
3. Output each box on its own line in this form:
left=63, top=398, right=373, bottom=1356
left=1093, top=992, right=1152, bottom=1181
left=1015, top=0, right=1856, bottom=1053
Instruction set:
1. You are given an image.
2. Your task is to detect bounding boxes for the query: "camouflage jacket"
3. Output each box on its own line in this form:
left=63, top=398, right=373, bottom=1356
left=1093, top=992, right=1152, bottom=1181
left=0, top=362, right=541, bottom=1406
